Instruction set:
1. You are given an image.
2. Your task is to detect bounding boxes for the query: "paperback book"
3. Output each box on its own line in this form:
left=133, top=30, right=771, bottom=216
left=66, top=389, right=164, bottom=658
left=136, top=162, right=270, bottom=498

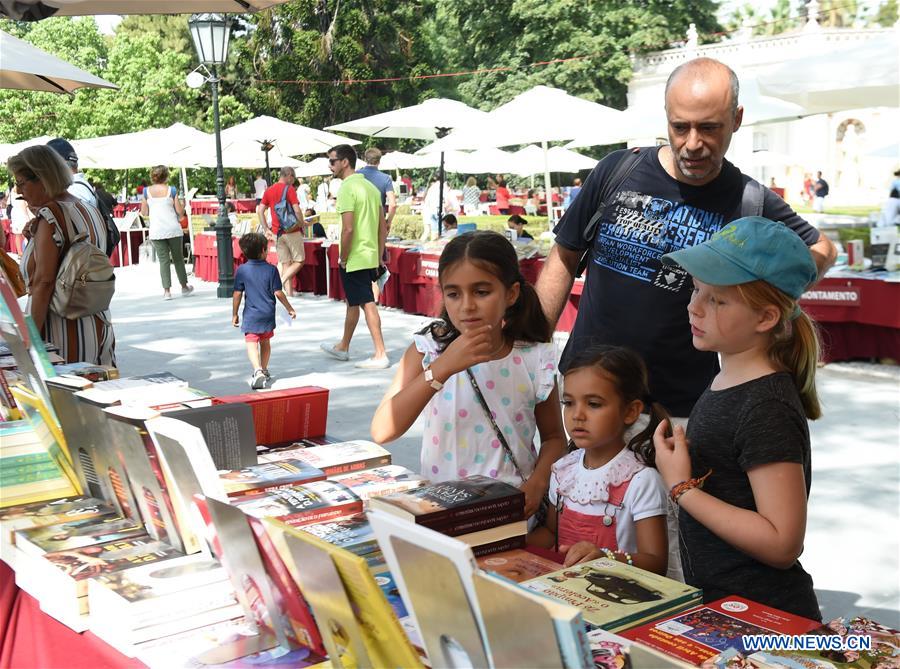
left=298, top=513, right=378, bottom=558
left=231, top=480, right=362, bottom=527
left=221, top=459, right=326, bottom=497
left=258, top=440, right=390, bottom=477
left=15, top=515, right=143, bottom=557
left=330, top=465, right=427, bottom=504
left=476, top=548, right=562, bottom=583
left=620, top=595, right=822, bottom=666
left=522, top=557, right=702, bottom=632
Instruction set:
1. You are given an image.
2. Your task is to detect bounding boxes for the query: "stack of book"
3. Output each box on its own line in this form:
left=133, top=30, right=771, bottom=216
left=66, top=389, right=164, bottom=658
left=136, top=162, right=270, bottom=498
left=368, top=475, right=527, bottom=557
left=522, top=557, right=703, bottom=633
left=259, top=440, right=391, bottom=476
left=220, top=459, right=326, bottom=497
left=0, top=420, right=67, bottom=506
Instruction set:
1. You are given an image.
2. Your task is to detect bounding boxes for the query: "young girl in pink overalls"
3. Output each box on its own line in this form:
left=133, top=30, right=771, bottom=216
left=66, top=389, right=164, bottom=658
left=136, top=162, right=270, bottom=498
left=527, top=345, right=671, bottom=575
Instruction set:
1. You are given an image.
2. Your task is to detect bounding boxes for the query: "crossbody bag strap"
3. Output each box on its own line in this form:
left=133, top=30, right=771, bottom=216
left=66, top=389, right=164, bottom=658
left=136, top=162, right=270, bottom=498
left=465, top=368, right=527, bottom=484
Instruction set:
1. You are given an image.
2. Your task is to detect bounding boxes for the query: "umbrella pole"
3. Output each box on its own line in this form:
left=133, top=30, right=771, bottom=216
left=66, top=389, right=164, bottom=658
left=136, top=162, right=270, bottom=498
left=437, top=151, right=446, bottom=237
left=181, top=166, right=195, bottom=264
left=542, top=140, right=553, bottom=229
left=265, top=149, right=272, bottom=186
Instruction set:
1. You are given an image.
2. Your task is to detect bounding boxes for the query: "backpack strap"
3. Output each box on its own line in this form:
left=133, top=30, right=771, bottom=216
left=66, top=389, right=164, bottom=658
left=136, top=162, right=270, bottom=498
left=739, top=175, right=765, bottom=218
left=576, top=147, right=646, bottom=277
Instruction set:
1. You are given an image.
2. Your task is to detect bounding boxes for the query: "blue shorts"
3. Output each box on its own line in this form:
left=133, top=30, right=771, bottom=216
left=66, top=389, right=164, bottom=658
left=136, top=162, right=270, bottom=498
left=339, top=267, right=377, bottom=306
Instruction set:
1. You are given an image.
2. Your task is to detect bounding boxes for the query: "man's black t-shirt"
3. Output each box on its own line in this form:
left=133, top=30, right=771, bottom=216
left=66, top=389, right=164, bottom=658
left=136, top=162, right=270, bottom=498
left=553, top=147, right=820, bottom=416
left=680, top=373, right=820, bottom=621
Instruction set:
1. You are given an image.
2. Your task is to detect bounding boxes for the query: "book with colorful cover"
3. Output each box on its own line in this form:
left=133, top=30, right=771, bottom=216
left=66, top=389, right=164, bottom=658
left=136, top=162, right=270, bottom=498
left=40, top=537, right=185, bottom=598
left=367, top=475, right=525, bottom=533
left=298, top=513, right=378, bottom=557
left=87, top=553, right=236, bottom=630
left=259, top=440, right=390, bottom=477
left=221, top=459, right=326, bottom=497
left=231, top=480, right=362, bottom=528
left=265, top=517, right=424, bottom=669
left=330, top=465, right=427, bottom=504
left=748, top=616, right=900, bottom=669
left=15, top=515, right=143, bottom=557
left=477, top=548, right=562, bottom=583
left=620, top=596, right=822, bottom=666
left=587, top=628, right=632, bottom=669
left=522, top=558, right=702, bottom=632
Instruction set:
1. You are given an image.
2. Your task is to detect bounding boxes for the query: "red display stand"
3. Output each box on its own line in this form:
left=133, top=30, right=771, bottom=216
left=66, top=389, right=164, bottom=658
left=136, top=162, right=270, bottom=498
left=800, top=275, right=900, bottom=361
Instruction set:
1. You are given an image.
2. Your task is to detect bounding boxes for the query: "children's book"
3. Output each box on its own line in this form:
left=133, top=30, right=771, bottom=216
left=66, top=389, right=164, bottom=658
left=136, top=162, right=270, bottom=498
left=258, top=439, right=390, bottom=476
left=221, top=459, right=326, bottom=497
left=330, top=464, right=426, bottom=504
left=230, top=481, right=362, bottom=528
left=748, top=616, right=900, bottom=669
left=587, top=628, right=632, bottom=669
left=522, top=557, right=702, bottom=632
left=620, top=596, right=822, bottom=666
left=367, top=475, right=525, bottom=533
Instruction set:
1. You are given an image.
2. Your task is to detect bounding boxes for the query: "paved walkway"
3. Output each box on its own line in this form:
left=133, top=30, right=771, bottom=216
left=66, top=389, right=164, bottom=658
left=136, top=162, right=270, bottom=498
left=110, top=261, right=899, bottom=625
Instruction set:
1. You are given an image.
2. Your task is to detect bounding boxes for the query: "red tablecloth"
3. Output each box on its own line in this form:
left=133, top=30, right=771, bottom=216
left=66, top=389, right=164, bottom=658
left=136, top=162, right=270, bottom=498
left=0, top=561, right=143, bottom=669
left=111, top=203, right=141, bottom=218
left=800, top=276, right=900, bottom=362
left=190, top=199, right=257, bottom=216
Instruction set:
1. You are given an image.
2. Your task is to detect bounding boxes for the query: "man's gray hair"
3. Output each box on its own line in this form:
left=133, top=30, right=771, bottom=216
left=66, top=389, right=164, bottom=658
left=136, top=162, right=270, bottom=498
left=364, top=148, right=382, bottom=165
left=665, top=57, right=740, bottom=117
left=279, top=166, right=296, bottom=178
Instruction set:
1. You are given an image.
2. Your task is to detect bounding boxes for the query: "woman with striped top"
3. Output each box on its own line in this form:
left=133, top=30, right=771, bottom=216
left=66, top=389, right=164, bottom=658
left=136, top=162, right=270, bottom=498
left=7, top=146, right=116, bottom=366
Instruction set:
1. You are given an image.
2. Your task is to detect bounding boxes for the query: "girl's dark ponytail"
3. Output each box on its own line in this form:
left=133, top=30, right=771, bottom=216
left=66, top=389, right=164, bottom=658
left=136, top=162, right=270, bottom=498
left=505, top=276, right=552, bottom=344
left=627, top=400, right=672, bottom=469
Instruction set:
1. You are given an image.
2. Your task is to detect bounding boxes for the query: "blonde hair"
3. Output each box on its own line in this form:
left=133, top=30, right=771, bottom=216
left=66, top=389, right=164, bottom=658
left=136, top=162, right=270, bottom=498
left=150, top=165, right=169, bottom=184
left=735, top=280, right=822, bottom=420
left=466, top=176, right=477, bottom=187
left=6, top=146, right=72, bottom=197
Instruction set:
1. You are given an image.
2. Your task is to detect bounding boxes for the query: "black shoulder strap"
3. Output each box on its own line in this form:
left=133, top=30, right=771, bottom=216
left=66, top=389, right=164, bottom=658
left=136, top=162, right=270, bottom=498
left=576, top=147, right=646, bottom=277
left=740, top=175, right=765, bottom=218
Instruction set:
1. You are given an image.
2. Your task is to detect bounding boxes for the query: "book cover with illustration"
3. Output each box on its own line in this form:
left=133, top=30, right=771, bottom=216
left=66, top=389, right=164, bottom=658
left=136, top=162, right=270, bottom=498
left=221, top=459, right=326, bottom=497
left=259, top=440, right=390, bottom=476
left=586, top=628, right=632, bottom=669
left=15, top=515, right=143, bottom=557
left=298, top=513, right=378, bottom=557
left=331, top=465, right=427, bottom=503
left=523, top=558, right=702, bottom=632
left=367, top=475, right=525, bottom=531
left=88, top=553, right=236, bottom=629
left=477, top=548, right=562, bottom=583
left=231, top=480, right=362, bottom=527
left=748, top=616, right=900, bottom=669
left=621, top=596, right=822, bottom=666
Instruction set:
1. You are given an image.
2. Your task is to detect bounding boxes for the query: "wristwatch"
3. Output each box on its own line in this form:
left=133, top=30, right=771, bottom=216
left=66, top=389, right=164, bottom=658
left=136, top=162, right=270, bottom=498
left=424, top=366, right=443, bottom=391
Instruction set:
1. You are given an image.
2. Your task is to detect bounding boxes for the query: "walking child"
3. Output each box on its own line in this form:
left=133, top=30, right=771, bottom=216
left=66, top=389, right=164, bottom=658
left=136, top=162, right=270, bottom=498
left=370, top=231, right=567, bottom=518
left=527, top=346, right=670, bottom=575
left=654, top=216, right=822, bottom=620
left=232, top=233, right=295, bottom=389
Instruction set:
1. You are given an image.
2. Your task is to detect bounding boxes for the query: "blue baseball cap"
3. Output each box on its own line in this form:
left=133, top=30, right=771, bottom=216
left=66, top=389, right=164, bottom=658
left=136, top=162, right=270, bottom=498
left=661, top=216, right=816, bottom=299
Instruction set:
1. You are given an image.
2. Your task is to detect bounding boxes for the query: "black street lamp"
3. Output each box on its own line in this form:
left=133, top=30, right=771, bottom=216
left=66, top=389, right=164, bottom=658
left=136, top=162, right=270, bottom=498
left=188, top=13, right=233, bottom=298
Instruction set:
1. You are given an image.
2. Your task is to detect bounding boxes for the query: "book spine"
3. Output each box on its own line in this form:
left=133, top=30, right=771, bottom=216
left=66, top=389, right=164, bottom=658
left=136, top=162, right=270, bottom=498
left=419, top=507, right=525, bottom=536
left=471, top=534, right=527, bottom=558
left=320, top=455, right=392, bottom=477
left=225, top=474, right=328, bottom=498
left=0, top=466, right=64, bottom=486
left=282, top=500, right=363, bottom=527
left=413, top=495, right=524, bottom=528
left=0, top=453, right=52, bottom=467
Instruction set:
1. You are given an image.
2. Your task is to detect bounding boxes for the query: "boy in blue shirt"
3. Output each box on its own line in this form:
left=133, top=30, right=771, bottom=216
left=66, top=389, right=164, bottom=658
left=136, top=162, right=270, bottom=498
left=232, top=233, right=296, bottom=389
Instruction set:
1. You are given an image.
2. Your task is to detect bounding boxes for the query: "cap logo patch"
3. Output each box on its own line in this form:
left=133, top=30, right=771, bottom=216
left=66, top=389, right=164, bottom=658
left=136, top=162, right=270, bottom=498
left=713, top=223, right=746, bottom=248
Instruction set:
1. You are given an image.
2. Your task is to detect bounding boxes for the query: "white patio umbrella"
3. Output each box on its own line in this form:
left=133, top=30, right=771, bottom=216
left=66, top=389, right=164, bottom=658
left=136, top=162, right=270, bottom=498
left=420, top=86, right=626, bottom=221
left=445, top=148, right=518, bottom=175
left=510, top=145, right=597, bottom=176
left=327, top=98, right=489, bottom=234
left=379, top=151, right=439, bottom=171
left=757, top=33, right=899, bottom=114
left=213, top=115, right=357, bottom=181
left=0, top=135, right=54, bottom=163
left=0, top=0, right=287, bottom=20
left=294, top=158, right=332, bottom=178
left=0, top=29, right=118, bottom=94
left=73, top=123, right=212, bottom=169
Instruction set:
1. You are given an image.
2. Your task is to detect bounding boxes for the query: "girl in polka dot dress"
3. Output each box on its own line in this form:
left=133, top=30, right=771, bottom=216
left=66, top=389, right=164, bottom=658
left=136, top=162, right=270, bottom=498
left=371, top=231, right=567, bottom=518
left=527, top=346, right=671, bottom=575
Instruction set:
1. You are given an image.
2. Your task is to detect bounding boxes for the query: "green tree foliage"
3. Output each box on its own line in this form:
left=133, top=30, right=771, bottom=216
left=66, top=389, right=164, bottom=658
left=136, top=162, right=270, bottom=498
left=869, top=0, right=898, bottom=26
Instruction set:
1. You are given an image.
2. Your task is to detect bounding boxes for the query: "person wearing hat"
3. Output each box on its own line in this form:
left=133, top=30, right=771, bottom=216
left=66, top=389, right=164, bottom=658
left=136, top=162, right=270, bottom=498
left=46, top=138, right=97, bottom=209
left=652, top=216, right=821, bottom=620
left=536, top=57, right=836, bottom=421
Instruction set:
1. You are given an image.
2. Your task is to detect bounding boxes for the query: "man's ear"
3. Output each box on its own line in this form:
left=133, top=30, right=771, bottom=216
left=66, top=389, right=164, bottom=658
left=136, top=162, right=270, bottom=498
left=733, top=105, right=744, bottom=132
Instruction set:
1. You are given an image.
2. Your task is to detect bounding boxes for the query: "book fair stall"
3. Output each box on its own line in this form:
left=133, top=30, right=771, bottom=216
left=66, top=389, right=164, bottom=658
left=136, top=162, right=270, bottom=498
left=1, top=262, right=898, bottom=669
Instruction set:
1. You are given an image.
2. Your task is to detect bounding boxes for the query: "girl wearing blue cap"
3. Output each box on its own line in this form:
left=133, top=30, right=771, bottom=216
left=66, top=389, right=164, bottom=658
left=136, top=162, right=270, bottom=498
left=653, top=216, right=821, bottom=620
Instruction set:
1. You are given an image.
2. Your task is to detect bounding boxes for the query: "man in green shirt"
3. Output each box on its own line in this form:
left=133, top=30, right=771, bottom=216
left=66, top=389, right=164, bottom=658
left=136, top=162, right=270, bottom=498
left=320, top=144, right=390, bottom=370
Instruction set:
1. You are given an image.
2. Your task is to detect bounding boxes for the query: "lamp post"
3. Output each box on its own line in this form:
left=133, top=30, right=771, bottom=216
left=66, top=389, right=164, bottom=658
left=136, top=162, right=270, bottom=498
left=189, top=13, right=233, bottom=298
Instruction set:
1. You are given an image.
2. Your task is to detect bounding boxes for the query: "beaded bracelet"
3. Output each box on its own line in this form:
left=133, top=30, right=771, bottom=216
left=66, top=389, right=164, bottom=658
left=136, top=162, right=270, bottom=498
left=600, top=547, right=634, bottom=566
left=670, top=469, right=713, bottom=504
left=600, top=547, right=616, bottom=561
